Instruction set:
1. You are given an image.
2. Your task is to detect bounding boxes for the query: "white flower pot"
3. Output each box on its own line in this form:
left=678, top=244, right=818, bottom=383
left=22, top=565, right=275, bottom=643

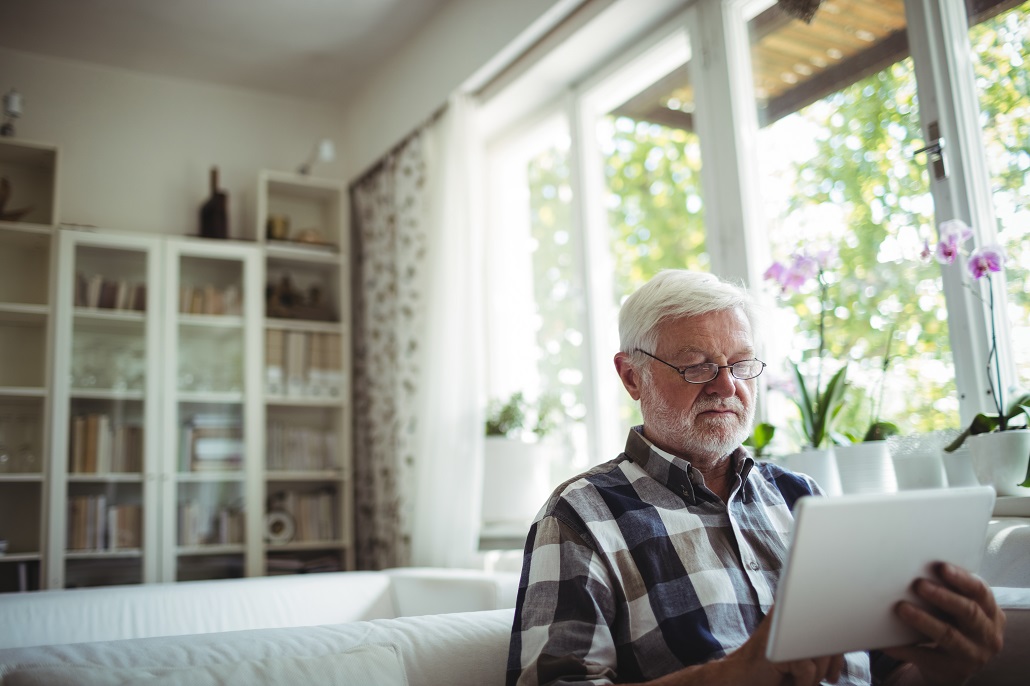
left=780, top=447, right=841, bottom=496
left=481, top=437, right=557, bottom=526
left=834, top=441, right=897, bottom=495
left=968, top=430, right=1030, bottom=496
left=941, top=445, right=979, bottom=487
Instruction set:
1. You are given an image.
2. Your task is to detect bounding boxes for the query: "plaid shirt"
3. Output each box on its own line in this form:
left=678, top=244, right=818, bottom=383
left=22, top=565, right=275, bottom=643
left=506, top=427, right=872, bottom=686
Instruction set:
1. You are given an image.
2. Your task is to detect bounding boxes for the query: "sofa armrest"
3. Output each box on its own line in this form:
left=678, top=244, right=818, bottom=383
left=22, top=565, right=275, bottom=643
left=383, top=567, right=519, bottom=617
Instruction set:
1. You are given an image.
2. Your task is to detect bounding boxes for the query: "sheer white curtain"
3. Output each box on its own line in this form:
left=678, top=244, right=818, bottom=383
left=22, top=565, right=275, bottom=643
left=410, top=93, right=487, bottom=568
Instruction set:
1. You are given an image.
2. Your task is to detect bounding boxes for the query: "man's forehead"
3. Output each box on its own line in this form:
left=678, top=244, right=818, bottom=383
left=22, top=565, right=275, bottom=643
left=656, top=309, right=754, bottom=349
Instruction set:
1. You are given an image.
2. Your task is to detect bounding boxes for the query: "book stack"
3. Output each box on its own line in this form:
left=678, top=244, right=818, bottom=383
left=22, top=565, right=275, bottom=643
left=265, top=331, right=343, bottom=398
left=272, top=489, right=336, bottom=542
left=67, top=496, right=142, bottom=550
left=180, top=414, right=243, bottom=472
left=178, top=501, right=244, bottom=546
left=265, top=423, right=338, bottom=471
left=75, top=272, right=146, bottom=311
left=69, top=415, right=144, bottom=474
left=178, top=284, right=241, bottom=316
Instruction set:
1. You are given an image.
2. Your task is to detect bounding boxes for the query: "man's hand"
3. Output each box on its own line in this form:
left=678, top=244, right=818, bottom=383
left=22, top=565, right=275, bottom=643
left=883, top=562, right=1005, bottom=686
left=723, top=608, right=844, bottom=686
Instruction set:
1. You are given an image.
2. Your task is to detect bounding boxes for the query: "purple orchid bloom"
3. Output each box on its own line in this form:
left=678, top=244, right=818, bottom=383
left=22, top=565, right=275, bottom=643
left=939, top=218, right=974, bottom=244
left=935, top=237, right=960, bottom=265
left=968, top=244, right=1005, bottom=279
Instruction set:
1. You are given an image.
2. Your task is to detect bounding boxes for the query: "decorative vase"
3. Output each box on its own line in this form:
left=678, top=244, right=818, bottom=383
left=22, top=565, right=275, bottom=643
left=834, top=440, right=897, bottom=495
left=780, top=446, right=841, bottom=496
left=967, top=429, right=1030, bottom=497
left=941, top=444, right=979, bottom=487
left=887, top=433, right=949, bottom=490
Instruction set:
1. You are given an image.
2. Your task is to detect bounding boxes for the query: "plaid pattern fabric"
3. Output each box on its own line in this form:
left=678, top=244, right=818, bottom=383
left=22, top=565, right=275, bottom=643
left=507, top=427, right=872, bottom=685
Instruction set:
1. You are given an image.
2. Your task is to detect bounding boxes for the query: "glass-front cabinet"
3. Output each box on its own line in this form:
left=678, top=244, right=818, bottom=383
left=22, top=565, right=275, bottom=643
left=162, top=238, right=262, bottom=581
left=48, top=230, right=262, bottom=588
left=49, top=230, right=160, bottom=588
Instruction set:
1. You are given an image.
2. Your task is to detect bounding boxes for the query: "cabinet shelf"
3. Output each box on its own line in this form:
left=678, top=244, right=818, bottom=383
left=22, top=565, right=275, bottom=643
left=265, top=241, right=340, bottom=264
left=176, top=544, right=245, bottom=556
left=70, top=389, right=144, bottom=401
left=0, top=386, right=45, bottom=398
left=65, top=549, right=143, bottom=560
left=175, top=471, right=245, bottom=482
left=265, top=540, right=346, bottom=552
left=265, top=318, right=343, bottom=334
left=73, top=308, right=145, bottom=330
left=264, top=395, right=344, bottom=407
left=177, top=391, right=245, bottom=404
left=0, top=473, right=44, bottom=483
left=67, top=473, right=143, bottom=483
left=178, top=314, right=244, bottom=329
left=0, top=303, right=49, bottom=324
left=0, top=552, right=42, bottom=562
left=266, top=470, right=345, bottom=482
left=0, top=221, right=53, bottom=246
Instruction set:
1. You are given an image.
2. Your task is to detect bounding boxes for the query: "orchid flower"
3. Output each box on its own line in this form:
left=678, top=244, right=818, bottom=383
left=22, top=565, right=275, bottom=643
left=923, top=219, right=1015, bottom=447
left=968, top=245, right=1005, bottom=279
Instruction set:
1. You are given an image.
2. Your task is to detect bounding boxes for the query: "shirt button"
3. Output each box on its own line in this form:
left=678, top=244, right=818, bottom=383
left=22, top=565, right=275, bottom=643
left=749, top=560, right=760, bottom=571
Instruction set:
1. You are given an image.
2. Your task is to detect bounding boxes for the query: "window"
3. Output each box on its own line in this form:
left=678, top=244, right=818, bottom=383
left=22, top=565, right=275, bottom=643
left=478, top=0, right=1025, bottom=540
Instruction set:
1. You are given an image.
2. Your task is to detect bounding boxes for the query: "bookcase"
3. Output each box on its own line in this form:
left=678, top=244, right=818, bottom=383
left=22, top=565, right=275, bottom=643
left=0, top=137, right=59, bottom=593
left=256, top=170, right=353, bottom=574
left=48, top=229, right=263, bottom=588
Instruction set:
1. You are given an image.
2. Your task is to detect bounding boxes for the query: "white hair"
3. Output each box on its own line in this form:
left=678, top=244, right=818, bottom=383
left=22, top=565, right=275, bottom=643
left=618, top=270, right=759, bottom=368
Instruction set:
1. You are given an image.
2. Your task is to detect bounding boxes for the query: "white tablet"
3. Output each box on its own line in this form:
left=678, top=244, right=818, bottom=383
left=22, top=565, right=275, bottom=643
left=766, top=485, right=996, bottom=662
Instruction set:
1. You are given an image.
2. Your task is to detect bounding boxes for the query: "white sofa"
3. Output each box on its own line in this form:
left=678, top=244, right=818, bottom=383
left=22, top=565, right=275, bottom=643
left=0, top=520, right=1027, bottom=685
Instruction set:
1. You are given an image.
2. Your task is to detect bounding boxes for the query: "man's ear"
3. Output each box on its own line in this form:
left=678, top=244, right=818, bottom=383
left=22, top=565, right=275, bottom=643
left=614, top=352, right=643, bottom=401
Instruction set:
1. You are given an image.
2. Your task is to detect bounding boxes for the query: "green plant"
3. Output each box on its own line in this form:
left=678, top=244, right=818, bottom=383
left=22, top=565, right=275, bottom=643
left=485, top=391, right=565, bottom=440
left=744, top=422, right=776, bottom=458
left=944, top=391, right=1030, bottom=453
left=791, top=361, right=848, bottom=449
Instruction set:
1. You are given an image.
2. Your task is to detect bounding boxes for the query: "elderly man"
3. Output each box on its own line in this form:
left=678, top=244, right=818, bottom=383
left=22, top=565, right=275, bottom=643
left=506, top=270, right=1004, bottom=686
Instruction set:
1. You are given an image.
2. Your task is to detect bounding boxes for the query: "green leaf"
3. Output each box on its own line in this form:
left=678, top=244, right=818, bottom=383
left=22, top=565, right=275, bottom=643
left=863, top=421, right=900, bottom=442
left=811, top=365, right=848, bottom=448
left=745, top=422, right=776, bottom=457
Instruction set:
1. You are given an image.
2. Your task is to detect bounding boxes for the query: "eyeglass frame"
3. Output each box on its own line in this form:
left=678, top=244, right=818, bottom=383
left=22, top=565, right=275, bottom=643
left=634, top=349, right=766, bottom=384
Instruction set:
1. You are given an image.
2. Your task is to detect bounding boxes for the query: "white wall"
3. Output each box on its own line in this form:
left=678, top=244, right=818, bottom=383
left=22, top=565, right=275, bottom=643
left=0, top=47, right=348, bottom=238
left=344, top=0, right=569, bottom=180
left=0, top=0, right=572, bottom=231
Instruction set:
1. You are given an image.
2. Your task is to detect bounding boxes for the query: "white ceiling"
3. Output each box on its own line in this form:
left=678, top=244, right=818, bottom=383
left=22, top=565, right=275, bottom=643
left=0, top=0, right=452, bottom=104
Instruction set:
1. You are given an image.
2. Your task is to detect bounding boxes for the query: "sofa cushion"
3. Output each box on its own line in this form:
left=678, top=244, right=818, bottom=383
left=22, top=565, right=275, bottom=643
left=0, top=609, right=515, bottom=686
left=0, top=572, right=397, bottom=649
left=0, top=643, right=408, bottom=686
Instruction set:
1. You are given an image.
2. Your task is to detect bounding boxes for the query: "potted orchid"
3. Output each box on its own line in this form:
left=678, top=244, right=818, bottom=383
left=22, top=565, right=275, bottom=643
left=764, top=248, right=847, bottom=494
left=764, top=249, right=849, bottom=450
left=930, top=219, right=1030, bottom=493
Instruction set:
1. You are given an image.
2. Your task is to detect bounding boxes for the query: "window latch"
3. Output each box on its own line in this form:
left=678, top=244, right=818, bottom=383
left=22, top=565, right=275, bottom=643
left=912, top=121, right=948, bottom=180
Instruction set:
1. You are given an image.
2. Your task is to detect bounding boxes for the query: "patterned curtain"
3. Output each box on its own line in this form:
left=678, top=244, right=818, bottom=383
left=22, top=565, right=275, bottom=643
left=350, top=134, right=428, bottom=570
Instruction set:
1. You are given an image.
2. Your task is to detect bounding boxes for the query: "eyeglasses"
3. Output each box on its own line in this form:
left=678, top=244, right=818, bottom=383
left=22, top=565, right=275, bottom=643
left=636, top=349, right=766, bottom=384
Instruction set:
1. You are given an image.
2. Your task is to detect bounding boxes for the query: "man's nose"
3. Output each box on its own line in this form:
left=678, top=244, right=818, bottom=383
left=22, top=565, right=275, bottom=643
left=705, top=366, right=736, bottom=397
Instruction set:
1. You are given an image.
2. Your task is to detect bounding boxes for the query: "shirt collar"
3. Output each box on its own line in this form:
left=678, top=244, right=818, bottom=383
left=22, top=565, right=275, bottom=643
left=623, top=426, right=755, bottom=504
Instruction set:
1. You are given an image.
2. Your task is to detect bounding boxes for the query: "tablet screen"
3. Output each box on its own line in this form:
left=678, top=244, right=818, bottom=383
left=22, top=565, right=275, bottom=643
left=765, top=485, right=996, bottom=662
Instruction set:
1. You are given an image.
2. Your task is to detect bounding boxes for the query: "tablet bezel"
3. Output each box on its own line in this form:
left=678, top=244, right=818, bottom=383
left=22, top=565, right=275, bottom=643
left=765, top=485, right=996, bottom=662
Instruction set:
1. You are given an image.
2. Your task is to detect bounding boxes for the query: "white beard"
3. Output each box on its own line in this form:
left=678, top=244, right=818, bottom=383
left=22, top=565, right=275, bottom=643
left=639, top=383, right=754, bottom=460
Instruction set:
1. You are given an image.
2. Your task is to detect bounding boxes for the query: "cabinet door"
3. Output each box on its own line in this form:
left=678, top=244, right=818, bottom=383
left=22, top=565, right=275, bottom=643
left=49, top=230, right=161, bottom=589
left=161, top=238, right=262, bottom=581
